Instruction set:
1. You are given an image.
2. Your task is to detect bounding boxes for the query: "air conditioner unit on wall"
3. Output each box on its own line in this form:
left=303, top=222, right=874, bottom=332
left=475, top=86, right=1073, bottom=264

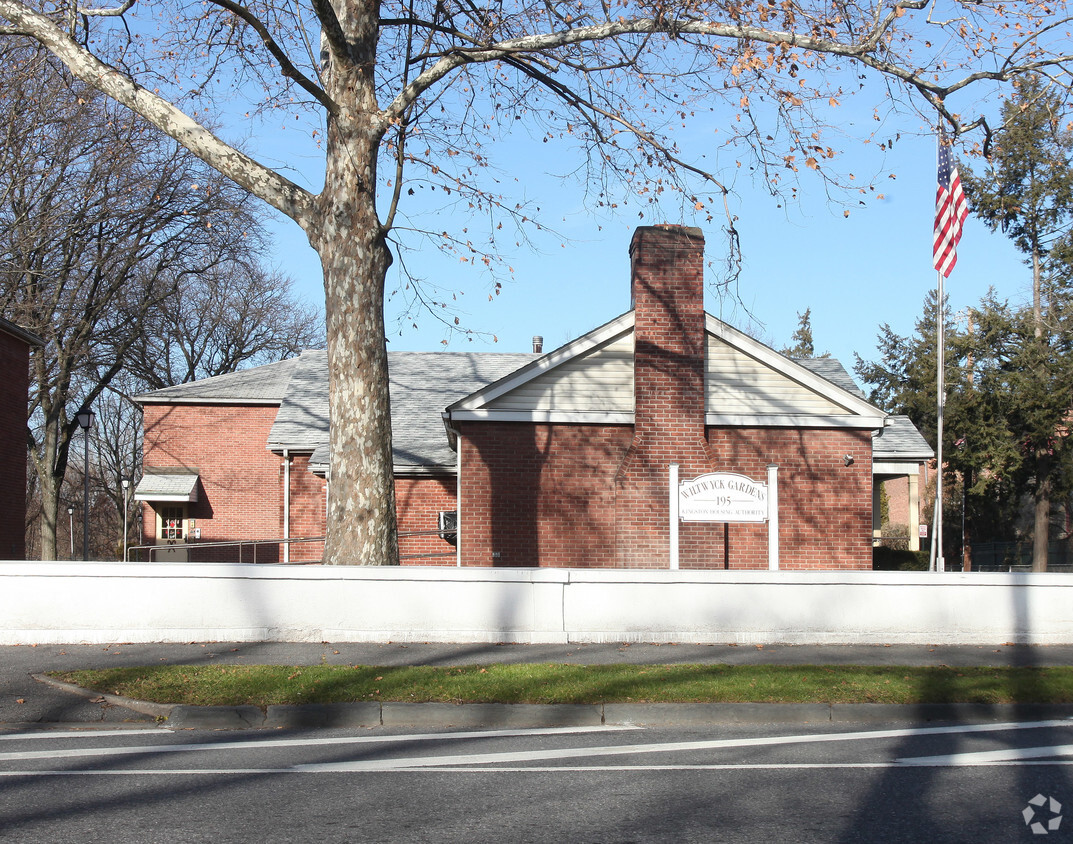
left=438, top=510, right=458, bottom=545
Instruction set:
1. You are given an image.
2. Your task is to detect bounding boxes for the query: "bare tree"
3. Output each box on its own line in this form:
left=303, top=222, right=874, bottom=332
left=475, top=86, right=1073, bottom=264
left=93, top=377, right=142, bottom=558
left=126, top=263, right=324, bottom=389
left=2, top=0, right=1070, bottom=565
left=0, top=45, right=262, bottom=559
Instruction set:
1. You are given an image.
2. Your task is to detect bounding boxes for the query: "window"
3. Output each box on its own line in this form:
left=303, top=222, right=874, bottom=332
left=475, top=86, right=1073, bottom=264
left=159, top=506, right=186, bottom=541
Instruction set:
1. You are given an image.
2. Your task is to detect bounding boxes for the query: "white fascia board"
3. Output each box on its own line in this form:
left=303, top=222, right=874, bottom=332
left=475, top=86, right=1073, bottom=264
left=447, top=312, right=635, bottom=413
left=135, top=397, right=282, bottom=407
left=705, top=413, right=885, bottom=429
left=267, top=444, right=317, bottom=455
left=134, top=492, right=197, bottom=503
left=449, top=410, right=634, bottom=424
left=873, top=461, right=924, bottom=475
left=704, top=315, right=883, bottom=418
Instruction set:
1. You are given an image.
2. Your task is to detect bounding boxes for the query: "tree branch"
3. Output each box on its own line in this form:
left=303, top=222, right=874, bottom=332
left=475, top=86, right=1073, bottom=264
left=76, top=0, right=135, bottom=16
left=0, top=0, right=315, bottom=225
left=205, top=0, right=337, bottom=113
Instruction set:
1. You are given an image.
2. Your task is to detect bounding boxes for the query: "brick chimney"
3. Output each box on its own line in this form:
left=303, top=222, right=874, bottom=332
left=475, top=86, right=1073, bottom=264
left=615, top=225, right=715, bottom=567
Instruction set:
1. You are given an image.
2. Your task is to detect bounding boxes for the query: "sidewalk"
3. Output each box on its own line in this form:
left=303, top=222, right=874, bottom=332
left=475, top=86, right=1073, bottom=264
left=3, top=641, right=1072, bottom=731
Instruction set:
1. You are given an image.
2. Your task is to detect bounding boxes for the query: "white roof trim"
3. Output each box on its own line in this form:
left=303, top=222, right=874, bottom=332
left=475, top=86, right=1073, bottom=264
left=268, top=443, right=317, bottom=455
left=705, top=315, right=883, bottom=418
left=450, top=410, right=634, bottom=424
left=874, top=462, right=923, bottom=475
left=447, top=312, right=634, bottom=413
left=136, top=397, right=281, bottom=407
left=705, top=414, right=885, bottom=429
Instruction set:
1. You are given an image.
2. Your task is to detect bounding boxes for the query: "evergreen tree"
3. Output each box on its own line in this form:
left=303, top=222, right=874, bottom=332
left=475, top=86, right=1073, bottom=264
left=782, top=309, right=816, bottom=358
left=855, top=291, right=949, bottom=448
left=960, top=78, right=1073, bottom=570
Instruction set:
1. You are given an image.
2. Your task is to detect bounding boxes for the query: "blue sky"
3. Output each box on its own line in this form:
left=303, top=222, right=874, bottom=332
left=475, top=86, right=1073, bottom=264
left=253, top=103, right=1030, bottom=390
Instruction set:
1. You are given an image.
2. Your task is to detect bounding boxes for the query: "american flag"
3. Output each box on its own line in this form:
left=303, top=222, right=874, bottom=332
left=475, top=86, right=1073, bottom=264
left=933, top=132, right=968, bottom=278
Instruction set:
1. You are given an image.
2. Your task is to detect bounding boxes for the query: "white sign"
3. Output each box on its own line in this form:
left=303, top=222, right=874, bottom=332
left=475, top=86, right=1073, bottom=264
left=678, top=472, right=768, bottom=523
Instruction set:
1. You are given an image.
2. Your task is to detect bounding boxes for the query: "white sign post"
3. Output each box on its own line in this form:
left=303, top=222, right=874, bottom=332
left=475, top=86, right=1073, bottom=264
left=669, top=467, right=779, bottom=569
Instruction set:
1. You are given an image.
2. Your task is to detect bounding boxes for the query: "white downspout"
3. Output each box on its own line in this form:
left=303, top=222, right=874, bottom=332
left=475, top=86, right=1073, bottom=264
left=283, top=449, right=290, bottom=563
left=442, top=414, right=462, bottom=567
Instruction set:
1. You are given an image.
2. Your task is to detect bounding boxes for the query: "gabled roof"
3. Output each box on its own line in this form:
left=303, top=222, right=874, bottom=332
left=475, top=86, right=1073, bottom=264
left=270, top=349, right=538, bottom=472
left=134, top=357, right=299, bottom=405
left=446, top=310, right=886, bottom=430
left=446, top=312, right=635, bottom=423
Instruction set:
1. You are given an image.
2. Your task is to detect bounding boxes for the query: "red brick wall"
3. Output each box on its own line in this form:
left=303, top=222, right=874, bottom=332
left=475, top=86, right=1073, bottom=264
left=702, top=428, right=873, bottom=569
left=141, top=405, right=460, bottom=565
left=287, top=453, right=327, bottom=562
left=397, top=476, right=457, bottom=565
left=458, top=421, right=873, bottom=569
left=0, top=331, right=30, bottom=560
left=617, top=225, right=716, bottom=567
left=459, top=422, right=633, bottom=567
left=140, top=403, right=283, bottom=562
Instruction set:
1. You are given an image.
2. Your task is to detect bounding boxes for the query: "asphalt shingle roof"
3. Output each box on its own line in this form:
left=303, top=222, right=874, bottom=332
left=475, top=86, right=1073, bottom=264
left=794, top=356, right=866, bottom=399
left=874, top=415, right=934, bottom=461
left=271, top=350, right=539, bottom=471
left=134, top=357, right=299, bottom=404
left=136, top=340, right=928, bottom=472
left=133, top=473, right=199, bottom=502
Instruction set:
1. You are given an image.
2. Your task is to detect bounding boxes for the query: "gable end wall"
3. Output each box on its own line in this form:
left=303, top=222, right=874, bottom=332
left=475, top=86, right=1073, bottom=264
left=459, top=421, right=872, bottom=569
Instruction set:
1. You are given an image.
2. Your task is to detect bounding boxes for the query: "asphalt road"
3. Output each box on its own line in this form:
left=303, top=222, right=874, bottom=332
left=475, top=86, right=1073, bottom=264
left=1, top=719, right=1072, bottom=842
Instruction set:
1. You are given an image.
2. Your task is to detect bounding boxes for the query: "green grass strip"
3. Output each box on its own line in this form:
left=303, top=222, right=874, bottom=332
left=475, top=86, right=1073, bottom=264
left=49, top=664, right=1073, bottom=707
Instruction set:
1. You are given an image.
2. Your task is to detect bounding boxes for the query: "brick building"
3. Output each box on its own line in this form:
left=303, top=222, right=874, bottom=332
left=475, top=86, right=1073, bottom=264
left=0, top=317, right=43, bottom=560
left=135, top=225, right=930, bottom=568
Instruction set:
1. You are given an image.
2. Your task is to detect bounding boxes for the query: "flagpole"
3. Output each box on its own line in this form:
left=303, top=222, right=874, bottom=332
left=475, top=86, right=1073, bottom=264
left=931, top=123, right=964, bottom=573
left=935, top=267, right=945, bottom=573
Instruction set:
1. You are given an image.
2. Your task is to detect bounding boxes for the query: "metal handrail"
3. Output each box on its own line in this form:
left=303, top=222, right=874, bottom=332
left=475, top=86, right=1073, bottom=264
left=125, top=529, right=456, bottom=563
left=126, top=536, right=325, bottom=563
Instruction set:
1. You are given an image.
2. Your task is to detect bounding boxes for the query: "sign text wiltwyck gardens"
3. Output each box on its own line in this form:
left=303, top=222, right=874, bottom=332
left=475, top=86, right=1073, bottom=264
left=668, top=466, right=780, bottom=570
left=678, top=472, right=768, bottom=522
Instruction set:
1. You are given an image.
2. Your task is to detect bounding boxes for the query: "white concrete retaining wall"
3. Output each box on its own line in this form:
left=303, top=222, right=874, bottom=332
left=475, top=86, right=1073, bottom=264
left=2, top=561, right=1072, bottom=645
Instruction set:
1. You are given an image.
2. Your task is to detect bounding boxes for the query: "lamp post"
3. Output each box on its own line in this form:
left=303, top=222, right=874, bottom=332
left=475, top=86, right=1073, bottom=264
left=75, top=406, right=95, bottom=561
left=67, top=507, right=74, bottom=559
left=122, top=478, right=130, bottom=561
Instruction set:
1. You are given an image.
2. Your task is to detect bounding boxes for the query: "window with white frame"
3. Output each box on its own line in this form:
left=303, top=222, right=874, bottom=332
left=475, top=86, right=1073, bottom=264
left=159, top=505, right=186, bottom=541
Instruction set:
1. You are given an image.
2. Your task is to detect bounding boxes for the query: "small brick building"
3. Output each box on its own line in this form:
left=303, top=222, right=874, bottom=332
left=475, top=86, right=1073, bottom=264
left=135, top=225, right=930, bottom=568
left=0, top=317, right=43, bottom=560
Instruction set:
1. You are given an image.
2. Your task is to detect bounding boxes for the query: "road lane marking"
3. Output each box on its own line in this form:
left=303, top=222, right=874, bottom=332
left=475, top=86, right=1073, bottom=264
left=0, top=729, right=166, bottom=741
left=0, top=725, right=633, bottom=763
left=292, top=720, right=1073, bottom=772
left=11, top=760, right=1073, bottom=776
left=899, top=744, right=1073, bottom=765
left=2, top=720, right=1072, bottom=773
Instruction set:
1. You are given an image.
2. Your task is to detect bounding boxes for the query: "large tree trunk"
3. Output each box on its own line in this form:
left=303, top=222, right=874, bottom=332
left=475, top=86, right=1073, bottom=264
left=312, top=114, right=399, bottom=566
left=32, top=425, right=62, bottom=560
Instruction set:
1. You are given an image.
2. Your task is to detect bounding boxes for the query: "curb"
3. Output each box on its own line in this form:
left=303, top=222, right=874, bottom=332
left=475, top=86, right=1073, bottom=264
left=31, top=673, right=174, bottom=720
left=32, top=676, right=1073, bottom=731
left=163, top=701, right=1073, bottom=731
